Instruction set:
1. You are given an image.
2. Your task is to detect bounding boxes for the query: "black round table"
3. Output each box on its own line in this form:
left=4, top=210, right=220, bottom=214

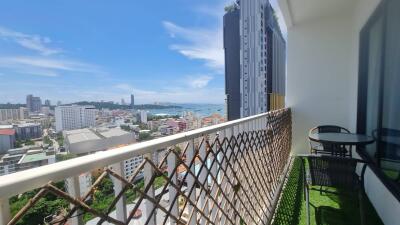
left=309, top=133, right=375, bottom=157
left=309, top=133, right=375, bottom=145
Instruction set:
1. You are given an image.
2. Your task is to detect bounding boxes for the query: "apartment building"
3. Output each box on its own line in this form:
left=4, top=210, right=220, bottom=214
left=0, top=107, right=28, bottom=122
left=15, top=123, right=42, bottom=140
left=55, top=105, right=96, bottom=132
left=224, top=0, right=286, bottom=120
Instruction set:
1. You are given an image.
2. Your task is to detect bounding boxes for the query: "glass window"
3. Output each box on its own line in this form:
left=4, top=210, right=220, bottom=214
left=358, top=0, right=400, bottom=190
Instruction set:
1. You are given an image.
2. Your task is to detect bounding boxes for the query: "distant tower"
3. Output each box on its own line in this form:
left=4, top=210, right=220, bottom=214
left=26, top=94, right=42, bottom=113
left=121, top=98, right=126, bottom=105
left=45, top=99, right=51, bottom=106
left=130, top=94, right=135, bottom=110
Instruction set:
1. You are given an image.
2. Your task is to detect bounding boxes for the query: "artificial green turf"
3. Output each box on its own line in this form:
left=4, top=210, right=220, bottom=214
left=273, top=158, right=384, bottom=225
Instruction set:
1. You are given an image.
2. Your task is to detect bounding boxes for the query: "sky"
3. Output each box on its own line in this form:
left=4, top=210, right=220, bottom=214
left=0, top=0, right=285, bottom=105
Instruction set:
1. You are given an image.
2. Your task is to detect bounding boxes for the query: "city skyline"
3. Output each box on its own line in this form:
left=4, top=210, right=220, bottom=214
left=0, top=0, right=285, bottom=105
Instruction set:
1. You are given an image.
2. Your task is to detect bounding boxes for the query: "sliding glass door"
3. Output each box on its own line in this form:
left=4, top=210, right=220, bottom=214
left=358, top=0, right=400, bottom=189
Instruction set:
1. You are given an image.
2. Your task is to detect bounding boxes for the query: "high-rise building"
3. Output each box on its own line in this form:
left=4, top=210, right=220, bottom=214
left=224, top=5, right=241, bottom=121
left=55, top=105, right=96, bottom=132
left=130, top=94, right=135, bottom=109
left=26, top=95, right=42, bottom=113
left=121, top=98, right=126, bottom=105
left=44, top=99, right=51, bottom=106
left=224, top=0, right=286, bottom=120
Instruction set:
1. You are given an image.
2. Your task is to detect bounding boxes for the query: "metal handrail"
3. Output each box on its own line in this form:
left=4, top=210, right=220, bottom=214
left=0, top=110, right=283, bottom=199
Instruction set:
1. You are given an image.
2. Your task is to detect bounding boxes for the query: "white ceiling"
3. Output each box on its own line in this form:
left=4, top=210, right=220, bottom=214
left=281, top=0, right=359, bottom=26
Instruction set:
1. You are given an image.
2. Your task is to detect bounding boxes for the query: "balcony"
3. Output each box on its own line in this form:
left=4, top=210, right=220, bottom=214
left=0, top=109, right=293, bottom=225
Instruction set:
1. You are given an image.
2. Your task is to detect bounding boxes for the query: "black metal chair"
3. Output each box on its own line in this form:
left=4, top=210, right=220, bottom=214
left=309, top=125, right=352, bottom=157
left=301, top=155, right=368, bottom=225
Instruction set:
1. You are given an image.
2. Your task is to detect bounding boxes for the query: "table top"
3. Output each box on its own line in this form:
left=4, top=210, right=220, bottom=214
left=309, top=132, right=375, bottom=145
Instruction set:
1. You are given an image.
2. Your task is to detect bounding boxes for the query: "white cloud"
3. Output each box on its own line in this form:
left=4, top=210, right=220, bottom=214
left=163, top=21, right=224, bottom=73
left=0, top=56, right=102, bottom=77
left=0, top=26, right=62, bottom=55
left=113, top=82, right=223, bottom=104
left=188, top=75, right=213, bottom=88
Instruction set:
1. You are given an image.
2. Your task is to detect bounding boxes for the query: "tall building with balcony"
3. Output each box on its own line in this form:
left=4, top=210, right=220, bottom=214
left=55, top=105, right=96, bottom=132
left=224, top=0, right=286, bottom=120
left=26, top=95, right=42, bottom=113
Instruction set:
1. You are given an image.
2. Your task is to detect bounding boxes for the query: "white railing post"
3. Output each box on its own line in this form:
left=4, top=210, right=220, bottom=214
left=66, top=176, right=84, bottom=225
left=210, top=133, right=218, bottom=222
left=144, top=152, right=156, bottom=225
left=110, top=162, right=127, bottom=223
left=168, top=148, right=179, bottom=225
left=219, top=127, right=229, bottom=225
left=0, top=198, right=10, bottom=225
left=233, top=125, right=241, bottom=224
left=198, top=137, right=209, bottom=225
left=187, top=139, right=197, bottom=225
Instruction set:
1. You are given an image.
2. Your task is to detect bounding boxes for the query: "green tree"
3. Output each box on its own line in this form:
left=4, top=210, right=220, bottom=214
left=43, top=136, right=53, bottom=146
left=56, top=154, right=77, bottom=162
left=139, top=132, right=152, bottom=141
left=56, top=133, right=64, bottom=146
left=24, top=139, right=35, bottom=146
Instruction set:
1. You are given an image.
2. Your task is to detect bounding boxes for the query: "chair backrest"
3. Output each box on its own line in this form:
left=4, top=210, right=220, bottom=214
left=310, top=125, right=350, bottom=134
left=309, top=125, right=351, bottom=153
left=306, top=156, right=361, bottom=190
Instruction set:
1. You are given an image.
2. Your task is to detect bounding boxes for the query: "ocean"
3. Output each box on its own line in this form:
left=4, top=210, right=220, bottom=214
left=146, top=103, right=225, bottom=117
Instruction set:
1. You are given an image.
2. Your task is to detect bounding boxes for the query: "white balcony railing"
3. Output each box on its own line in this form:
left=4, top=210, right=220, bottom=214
left=0, top=108, right=292, bottom=225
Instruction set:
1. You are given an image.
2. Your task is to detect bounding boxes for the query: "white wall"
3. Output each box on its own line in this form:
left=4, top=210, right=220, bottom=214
left=286, top=12, right=356, bottom=154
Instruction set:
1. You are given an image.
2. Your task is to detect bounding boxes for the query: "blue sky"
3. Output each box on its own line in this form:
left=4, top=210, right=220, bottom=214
left=0, top=0, right=284, bottom=104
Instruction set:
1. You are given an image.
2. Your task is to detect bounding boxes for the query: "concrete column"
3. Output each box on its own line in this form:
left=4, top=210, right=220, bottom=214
left=0, top=198, right=10, bottom=225
left=66, top=176, right=83, bottom=225
left=168, top=149, right=179, bottom=225
left=110, top=162, right=127, bottom=223
left=144, top=152, right=156, bottom=225
left=186, top=139, right=197, bottom=225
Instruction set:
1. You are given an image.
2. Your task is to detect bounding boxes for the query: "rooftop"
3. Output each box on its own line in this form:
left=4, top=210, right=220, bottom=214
left=64, top=128, right=101, bottom=144
left=0, top=129, right=15, bottom=136
left=19, top=152, right=54, bottom=164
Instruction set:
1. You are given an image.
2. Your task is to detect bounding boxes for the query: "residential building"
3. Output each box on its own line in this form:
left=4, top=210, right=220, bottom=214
left=15, top=123, right=42, bottom=140
left=26, top=95, right=42, bottom=113
left=224, top=0, right=286, bottom=120
left=0, top=108, right=28, bottom=122
left=0, top=147, right=55, bottom=176
left=55, top=105, right=96, bottom=132
left=137, top=110, right=147, bottom=123
left=0, top=129, right=15, bottom=155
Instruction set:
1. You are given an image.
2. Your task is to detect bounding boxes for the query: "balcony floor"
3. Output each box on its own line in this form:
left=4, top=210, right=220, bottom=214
left=273, top=158, right=384, bottom=225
